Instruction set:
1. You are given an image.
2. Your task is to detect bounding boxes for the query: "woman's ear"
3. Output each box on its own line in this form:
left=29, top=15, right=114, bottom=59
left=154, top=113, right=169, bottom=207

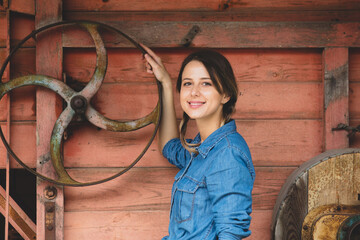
left=221, top=95, right=230, bottom=104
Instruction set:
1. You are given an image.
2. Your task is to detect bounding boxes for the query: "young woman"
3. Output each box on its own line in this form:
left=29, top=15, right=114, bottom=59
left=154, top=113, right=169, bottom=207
left=143, top=45, right=255, bottom=240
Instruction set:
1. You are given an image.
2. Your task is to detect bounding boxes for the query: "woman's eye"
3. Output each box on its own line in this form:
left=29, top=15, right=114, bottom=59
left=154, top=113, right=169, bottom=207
left=202, top=81, right=212, bottom=86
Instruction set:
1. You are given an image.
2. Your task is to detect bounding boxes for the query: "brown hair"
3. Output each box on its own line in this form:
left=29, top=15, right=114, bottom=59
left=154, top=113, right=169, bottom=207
left=176, top=50, right=238, bottom=153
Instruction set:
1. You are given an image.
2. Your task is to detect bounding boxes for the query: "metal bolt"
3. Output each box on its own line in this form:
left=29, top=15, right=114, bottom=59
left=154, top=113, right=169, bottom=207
left=44, top=186, right=57, bottom=200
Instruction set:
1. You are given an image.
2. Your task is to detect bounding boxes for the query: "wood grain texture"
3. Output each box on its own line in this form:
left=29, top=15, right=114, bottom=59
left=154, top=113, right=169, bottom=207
left=350, top=82, right=360, bottom=120
left=0, top=49, right=36, bottom=122
left=323, top=48, right=349, bottom=150
left=61, top=21, right=360, bottom=49
left=60, top=119, right=323, bottom=168
left=308, top=153, right=360, bottom=212
left=273, top=173, right=307, bottom=240
left=0, top=119, right=323, bottom=169
left=64, top=209, right=272, bottom=240
left=9, top=13, right=35, bottom=47
left=64, top=166, right=295, bottom=212
left=64, top=48, right=322, bottom=84
left=35, top=0, right=64, bottom=239
left=0, top=122, right=36, bottom=168
left=9, top=0, right=35, bottom=15
left=350, top=48, right=360, bottom=83
left=63, top=10, right=360, bottom=22
left=63, top=0, right=360, bottom=11
left=70, top=81, right=322, bottom=121
left=0, top=13, right=6, bottom=47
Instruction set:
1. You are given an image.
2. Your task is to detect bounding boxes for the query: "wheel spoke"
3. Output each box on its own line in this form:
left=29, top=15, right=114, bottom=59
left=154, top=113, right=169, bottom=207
left=79, top=23, right=107, bottom=100
left=85, top=103, right=160, bottom=132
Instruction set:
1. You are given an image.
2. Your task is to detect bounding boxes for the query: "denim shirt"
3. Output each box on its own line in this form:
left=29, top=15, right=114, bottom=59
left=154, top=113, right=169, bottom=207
left=162, top=120, right=255, bottom=240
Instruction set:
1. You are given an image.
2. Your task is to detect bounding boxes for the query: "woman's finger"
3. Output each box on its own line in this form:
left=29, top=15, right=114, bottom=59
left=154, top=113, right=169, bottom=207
left=140, top=43, right=162, bottom=64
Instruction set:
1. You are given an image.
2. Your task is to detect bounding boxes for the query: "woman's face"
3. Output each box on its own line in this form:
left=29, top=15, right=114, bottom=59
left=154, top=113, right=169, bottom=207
left=180, top=60, right=229, bottom=123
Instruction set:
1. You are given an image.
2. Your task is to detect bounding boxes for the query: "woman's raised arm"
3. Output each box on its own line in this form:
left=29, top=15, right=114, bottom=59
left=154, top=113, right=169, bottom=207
left=141, top=44, right=179, bottom=152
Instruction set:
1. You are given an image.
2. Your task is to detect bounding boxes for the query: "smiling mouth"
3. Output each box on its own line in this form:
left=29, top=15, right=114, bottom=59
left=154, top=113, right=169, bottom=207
left=188, top=101, right=205, bottom=108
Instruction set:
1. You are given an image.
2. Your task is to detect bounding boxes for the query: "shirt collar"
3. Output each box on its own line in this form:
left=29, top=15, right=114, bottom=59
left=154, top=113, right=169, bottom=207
left=193, top=120, right=237, bottom=158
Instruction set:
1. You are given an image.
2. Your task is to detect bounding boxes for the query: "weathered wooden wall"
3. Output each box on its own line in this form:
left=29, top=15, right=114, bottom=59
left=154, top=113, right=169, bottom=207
left=0, top=0, right=360, bottom=239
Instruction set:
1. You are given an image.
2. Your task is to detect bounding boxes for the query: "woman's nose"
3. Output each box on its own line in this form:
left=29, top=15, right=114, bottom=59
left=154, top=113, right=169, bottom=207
left=191, top=85, right=200, bottom=96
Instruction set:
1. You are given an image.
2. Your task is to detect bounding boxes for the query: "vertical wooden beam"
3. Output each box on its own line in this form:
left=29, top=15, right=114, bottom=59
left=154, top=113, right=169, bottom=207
left=4, top=8, right=10, bottom=240
left=35, top=1, right=63, bottom=240
left=323, top=48, right=349, bottom=150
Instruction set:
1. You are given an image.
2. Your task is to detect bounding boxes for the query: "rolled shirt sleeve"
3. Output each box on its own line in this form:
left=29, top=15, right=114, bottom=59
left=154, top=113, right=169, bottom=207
left=162, top=138, right=192, bottom=169
left=205, top=146, right=255, bottom=239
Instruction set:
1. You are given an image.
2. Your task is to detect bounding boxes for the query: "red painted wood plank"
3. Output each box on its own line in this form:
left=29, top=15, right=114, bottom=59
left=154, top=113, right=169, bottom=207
left=9, top=0, right=35, bottom=15
left=350, top=82, right=360, bottom=119
left=64, top=167, right=295, bottom=211
left=0, top=119, right=324, bottom=169
left=0, top=49, right=36, bottom=122
left=10, top=14, right=35, bottom=47
left=62, top=119, right=322, bottom=168
left=64, top=0, right=220, bottom=12
left=0, top=123, right=36, bottom=168
left=64, top=209, right=272, bottom=240
left=0, top=13, right=6, bottom=47
left=323, top=48, right=349, bottom=150
left=63, top=0, right=360, bottom=11
left=63, top=10, right=360, bottom=22
left=62, top=21, right=360, bottom=48
left=80, top=81, right=322, bottom=121
left=64, top=48, right=322, bottom=84
left=350, top=48, right=360, bottom=82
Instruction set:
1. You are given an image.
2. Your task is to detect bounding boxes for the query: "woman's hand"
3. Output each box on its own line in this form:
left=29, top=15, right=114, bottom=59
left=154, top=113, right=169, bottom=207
left=141, top=44, right=172, bottom=87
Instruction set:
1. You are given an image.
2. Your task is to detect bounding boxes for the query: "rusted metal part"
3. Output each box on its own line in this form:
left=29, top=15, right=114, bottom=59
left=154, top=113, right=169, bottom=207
left=301, top=204, right=360, bottom=240
left=0, top=20, right=162, bottom=186
left=338, top=215, right=360, bottom=239
left=181, top=25, right=200, bottom=47
left=45, top=202, right=56, bottom=240
left=333, top=123, right=360, bottom=137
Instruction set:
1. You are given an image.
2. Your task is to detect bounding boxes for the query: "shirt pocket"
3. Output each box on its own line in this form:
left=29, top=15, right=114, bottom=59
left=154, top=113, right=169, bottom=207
left=173, top=177, right=203, bottom=223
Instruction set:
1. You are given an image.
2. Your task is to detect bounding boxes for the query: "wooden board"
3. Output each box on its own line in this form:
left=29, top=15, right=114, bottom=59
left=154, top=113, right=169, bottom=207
left=0, top=122, right=36, bottom=168
left=323, top=48, right=349, bottom=150
left=63, top=10, right=360, bottom=22
left=63, top=0, right=360, bottom=11
left=9, top=13, right=35, bottom=48
left=350, top=48, right=360, bottom=82
left=0, top=13, right=6, bottom=47
left=9, top=0, right=35, bottom=15
left=350, top=82, right=360, bottom=119
left=64, top=167, right=295, bottom=211
left=308, top=152, right=360, bottom=211
left=61, top=21, right=360, bottom=48
left=64, top=209, right=273, bottom=240
left=63, top=48, right=322, bottom=84
left=60, top=119, right=322, bottom=168
left=0, top=119, right=323, bottom=169
left=0, top=48, right=36, bottom=122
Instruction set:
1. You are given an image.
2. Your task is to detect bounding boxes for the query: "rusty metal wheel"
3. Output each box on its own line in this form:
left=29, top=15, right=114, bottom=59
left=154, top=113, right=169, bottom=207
left=0, top=20, right=162, bottom=186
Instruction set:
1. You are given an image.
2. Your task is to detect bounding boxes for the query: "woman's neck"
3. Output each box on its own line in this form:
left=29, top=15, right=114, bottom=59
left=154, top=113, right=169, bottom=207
left=196, top=117, right=223, bottom=142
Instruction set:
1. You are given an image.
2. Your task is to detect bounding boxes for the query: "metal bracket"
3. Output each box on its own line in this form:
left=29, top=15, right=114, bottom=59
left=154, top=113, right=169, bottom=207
left=45, top=202, right=55, bottom=240
left=181, top=25, right=201, bottom=47
left=332, top=123, right=360, bottom=137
